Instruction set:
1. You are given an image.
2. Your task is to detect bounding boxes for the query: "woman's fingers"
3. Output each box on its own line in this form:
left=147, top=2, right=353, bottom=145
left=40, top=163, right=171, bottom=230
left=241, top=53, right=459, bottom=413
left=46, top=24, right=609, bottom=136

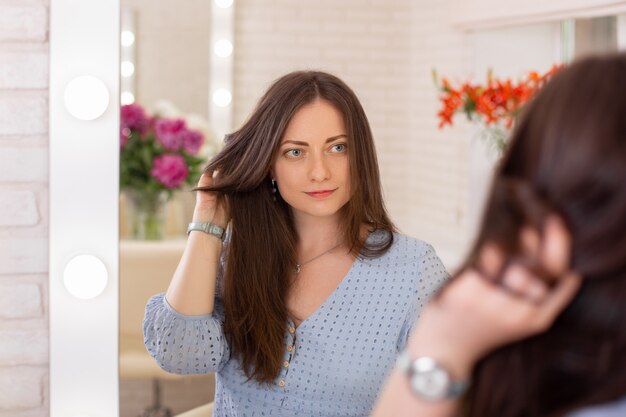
left=426, top=216, right=580, bottom=365
left=197, top=171, right=214, bottom=188
left=478, top=243, right=505, bottom=279
left=520, top=225, right=541, bottom=260
left=534, top=271, right=582, bottom=331
left=540, top=216, right=572, bottom=278
left=500, top=264, right=549, bottom=303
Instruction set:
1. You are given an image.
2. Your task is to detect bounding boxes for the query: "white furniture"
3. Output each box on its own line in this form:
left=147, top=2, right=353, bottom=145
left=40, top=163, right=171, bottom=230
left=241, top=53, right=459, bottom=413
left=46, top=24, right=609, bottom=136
left=120, top=239, right=215, bottom=416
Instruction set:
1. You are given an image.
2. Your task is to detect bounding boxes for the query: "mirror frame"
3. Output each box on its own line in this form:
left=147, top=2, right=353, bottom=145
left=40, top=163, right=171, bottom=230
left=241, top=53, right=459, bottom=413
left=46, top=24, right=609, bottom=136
left=49, top=0, right=233, bottom=415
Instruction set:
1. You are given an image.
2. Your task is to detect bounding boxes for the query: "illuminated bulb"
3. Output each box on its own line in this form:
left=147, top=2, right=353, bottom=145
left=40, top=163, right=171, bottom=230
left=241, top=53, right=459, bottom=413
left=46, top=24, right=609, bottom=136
left=214, top=39, right=233, bottom=57
left=121, top=61, right=135, bottom=77
left=213, top=88, right=232, bottom=107
left=121, top=92, right=135, bottom=105
left=215, top=0, right=233, bottom=8
left=63, top=254, right=108, bottom=300
left=64, top=75, right=110, bottom=120
left=121, top=30, right=135, bottom=47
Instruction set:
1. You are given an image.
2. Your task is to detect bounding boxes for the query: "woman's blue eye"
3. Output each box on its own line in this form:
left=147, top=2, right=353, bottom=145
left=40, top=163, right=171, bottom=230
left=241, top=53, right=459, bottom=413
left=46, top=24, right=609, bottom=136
left=286, top=149, right=302, bottom=157
left=331, top=143, right=347, bottom=152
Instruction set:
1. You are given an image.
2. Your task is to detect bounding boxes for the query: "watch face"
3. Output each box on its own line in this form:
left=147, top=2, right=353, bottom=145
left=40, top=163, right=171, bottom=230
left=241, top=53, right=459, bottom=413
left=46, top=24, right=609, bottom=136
left=411, top=360, right=451, bottom=401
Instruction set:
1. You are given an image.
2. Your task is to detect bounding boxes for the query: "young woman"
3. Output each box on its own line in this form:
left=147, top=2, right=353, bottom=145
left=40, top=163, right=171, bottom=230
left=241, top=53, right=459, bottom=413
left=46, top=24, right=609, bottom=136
left=373, top=53, right=626, bottom=417
left=143, top=71, right=448, bottom=416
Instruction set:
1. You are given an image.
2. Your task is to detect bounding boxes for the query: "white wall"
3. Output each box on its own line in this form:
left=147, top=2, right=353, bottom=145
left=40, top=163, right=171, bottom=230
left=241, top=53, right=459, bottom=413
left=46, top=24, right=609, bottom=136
left=0, top=1, right=50, bottom=415
left=123, top=0, right=211, bottom=116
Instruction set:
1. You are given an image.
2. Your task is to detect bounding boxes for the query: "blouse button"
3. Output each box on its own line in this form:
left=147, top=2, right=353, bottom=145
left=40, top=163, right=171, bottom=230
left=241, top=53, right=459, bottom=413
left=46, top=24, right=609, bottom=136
left=288, top=326, right=296, bottom=334
left=283, top=361, right=289, bottom=368
left=278, top=379, right=286, bottom=387
left=287, top=345, right=293, bottom=352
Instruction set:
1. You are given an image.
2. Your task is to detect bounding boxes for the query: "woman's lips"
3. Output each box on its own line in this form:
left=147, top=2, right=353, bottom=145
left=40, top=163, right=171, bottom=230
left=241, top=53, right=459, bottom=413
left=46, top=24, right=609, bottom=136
left=305, top=189, right=336, bottom=198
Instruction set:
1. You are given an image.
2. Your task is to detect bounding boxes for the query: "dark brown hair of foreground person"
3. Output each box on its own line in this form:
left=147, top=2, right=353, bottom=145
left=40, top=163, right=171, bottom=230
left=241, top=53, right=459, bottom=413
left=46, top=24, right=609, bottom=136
left=196, top=71, right=396, bottom=382
left=460, top=53, right=626, bottom=417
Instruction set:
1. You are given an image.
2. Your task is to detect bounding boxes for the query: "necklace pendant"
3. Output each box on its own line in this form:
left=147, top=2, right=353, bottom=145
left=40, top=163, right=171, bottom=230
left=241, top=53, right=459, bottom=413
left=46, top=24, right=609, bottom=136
left=295, top=264, right=301, bottom=274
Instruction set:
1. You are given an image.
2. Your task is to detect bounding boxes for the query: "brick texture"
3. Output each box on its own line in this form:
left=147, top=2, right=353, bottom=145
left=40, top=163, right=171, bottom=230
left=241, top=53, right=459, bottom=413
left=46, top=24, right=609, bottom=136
left=0, top=96, right=48, bottom=136
left=0, top=52, right=48, bottom=89
left=0, top=367, right=45, bottom=410
left=0, top=4, right=47, bottom=42
left=0, top=328, right=48, bottom=366
left=0, top=1, right=49, bottom=414
left=0, top=284, right=42, bottom=318
left=0, top=190, right=40, bottom=226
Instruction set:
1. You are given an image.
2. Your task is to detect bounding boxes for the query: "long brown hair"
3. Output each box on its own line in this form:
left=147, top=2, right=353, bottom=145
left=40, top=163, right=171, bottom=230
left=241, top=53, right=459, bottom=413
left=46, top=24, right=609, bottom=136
left=460, top=54, right=626, bottom=416
left=198, top=71, right=396, bottom=382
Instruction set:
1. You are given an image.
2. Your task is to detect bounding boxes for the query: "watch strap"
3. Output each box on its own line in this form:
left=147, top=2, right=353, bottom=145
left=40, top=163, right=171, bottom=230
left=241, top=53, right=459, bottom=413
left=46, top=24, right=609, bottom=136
left=187, top=221, right=225, bottom=241
left=396, top=351, right=469, bottom=400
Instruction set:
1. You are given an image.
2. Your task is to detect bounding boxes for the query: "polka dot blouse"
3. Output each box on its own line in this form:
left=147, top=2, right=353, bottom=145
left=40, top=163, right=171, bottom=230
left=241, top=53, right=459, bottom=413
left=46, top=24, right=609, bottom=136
left=143, top=231, right=449, bottom=417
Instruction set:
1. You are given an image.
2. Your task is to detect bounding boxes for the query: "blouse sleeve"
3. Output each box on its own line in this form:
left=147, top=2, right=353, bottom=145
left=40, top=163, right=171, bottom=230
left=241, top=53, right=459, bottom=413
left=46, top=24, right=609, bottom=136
left=396, top=242, right=449, bottom=351
left=143, top=293, right=231, bottom=374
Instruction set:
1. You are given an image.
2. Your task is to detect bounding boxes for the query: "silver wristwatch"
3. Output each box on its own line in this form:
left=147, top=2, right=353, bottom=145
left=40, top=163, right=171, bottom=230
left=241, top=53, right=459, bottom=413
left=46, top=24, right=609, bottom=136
left=396, top=351, right=469, bottom=401
left=186, top=221, right=225, bottom=241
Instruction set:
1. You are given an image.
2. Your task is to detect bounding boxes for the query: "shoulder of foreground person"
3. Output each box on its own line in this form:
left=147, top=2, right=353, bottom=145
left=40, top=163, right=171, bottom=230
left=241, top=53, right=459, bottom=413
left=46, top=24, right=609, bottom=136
left=567, top=395, right=626, bottom=417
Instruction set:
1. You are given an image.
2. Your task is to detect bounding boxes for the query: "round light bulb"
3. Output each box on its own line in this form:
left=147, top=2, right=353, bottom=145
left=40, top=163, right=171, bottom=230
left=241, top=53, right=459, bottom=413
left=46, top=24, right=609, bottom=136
left=214, top=39, right=233, bottom=57
left=212, top=88, right=232, bottom=107
left=64, top=75, right=110, bottom=121
left=121, top=92, right=135, bottom=105
left=63, top=254, right=109, bottom=300
left=121, top=61, right=135, bottom=77
left=121, top=30, right=135, bottom=47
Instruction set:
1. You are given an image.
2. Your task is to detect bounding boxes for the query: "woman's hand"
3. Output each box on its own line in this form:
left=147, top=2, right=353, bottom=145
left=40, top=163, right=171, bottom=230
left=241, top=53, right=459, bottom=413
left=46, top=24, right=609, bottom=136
left=193, top=171, right=230, bottom=228
left=406, top=217, right=582, bottom=380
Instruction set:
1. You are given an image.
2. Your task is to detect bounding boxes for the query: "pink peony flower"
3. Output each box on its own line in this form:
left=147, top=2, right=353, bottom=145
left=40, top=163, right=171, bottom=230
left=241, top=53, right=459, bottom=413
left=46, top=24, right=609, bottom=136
left=120, top=127, right=130, bottom=148
left=154, top=118, right=186, bottom=151
left=151, top=154, right=189, bottom=189
left=182, top=129, right=205, bottom=155
left=121, top=104, right=150, bottom=133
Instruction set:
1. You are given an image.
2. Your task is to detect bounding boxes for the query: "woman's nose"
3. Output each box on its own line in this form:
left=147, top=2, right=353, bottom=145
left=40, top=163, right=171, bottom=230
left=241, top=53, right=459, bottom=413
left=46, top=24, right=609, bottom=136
left=308, top=153, right=330, bottom=182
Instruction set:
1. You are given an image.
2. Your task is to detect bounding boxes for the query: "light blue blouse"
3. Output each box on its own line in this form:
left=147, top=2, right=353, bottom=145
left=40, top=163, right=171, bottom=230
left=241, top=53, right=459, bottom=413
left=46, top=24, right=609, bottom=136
left=143, top=231, right=448, bottom=417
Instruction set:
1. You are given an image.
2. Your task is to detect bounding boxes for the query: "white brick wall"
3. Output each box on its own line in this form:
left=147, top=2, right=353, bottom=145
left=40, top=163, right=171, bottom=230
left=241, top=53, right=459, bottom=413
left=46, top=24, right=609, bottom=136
left=0, top=367, right=47, bottom=410
left=405, top=1, right=474, bottom=268
left=0, top=4, right=48, bottom=43
left=0, top=0, right=49, bottom=414
left=0, top=51, right=48, bottom=89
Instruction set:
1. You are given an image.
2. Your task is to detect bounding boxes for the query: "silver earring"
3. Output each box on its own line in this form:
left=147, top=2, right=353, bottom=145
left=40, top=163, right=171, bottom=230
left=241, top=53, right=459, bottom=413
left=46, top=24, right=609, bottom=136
left=271, top=178, right=277, bottom=202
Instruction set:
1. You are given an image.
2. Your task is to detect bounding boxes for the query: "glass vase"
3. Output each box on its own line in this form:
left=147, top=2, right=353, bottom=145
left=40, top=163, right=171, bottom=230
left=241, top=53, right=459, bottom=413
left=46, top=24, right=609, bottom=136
left=124, top=190, right=169, bottom=240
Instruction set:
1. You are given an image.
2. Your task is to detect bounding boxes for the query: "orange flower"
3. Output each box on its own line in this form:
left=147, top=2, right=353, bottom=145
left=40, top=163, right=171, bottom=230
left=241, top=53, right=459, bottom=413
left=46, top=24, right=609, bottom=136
left=435, top=65, right=562, bottom=131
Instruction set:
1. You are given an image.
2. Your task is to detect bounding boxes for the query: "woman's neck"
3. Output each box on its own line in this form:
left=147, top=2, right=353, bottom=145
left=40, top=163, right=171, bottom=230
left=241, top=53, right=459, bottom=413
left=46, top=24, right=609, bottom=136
left=293, top=213, right=344, bottom=254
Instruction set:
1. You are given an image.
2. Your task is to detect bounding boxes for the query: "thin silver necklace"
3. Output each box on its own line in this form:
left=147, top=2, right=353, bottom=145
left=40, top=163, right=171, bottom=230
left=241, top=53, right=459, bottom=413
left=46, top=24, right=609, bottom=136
left=295, top=242, right=342, bottom=274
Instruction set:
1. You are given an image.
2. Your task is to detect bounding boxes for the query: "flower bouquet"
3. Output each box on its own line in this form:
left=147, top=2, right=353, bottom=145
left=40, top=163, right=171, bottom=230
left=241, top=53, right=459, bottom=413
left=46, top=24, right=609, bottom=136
left=434, top=65, right=562, bottom=152
left=120, top=103, right=207, bottom=240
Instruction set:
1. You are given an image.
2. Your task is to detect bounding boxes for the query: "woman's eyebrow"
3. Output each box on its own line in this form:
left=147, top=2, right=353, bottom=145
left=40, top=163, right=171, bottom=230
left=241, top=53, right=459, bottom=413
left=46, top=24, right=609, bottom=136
left=281, top=134, right=347, bottom=147
left=324, top=134, right=347, bottom=143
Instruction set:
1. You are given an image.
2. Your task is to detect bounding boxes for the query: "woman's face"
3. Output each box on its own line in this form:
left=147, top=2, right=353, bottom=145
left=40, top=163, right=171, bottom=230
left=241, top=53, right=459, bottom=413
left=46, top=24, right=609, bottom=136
left=272, top=98, right=352, bottom=223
